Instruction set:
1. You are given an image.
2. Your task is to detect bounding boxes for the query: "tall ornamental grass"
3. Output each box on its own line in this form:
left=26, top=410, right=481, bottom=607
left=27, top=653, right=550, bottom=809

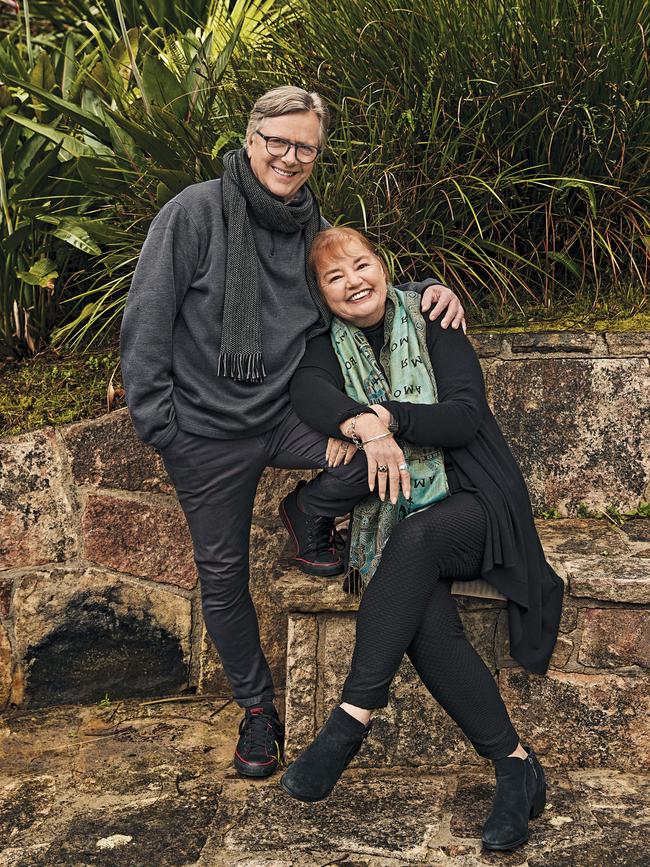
left=263, top=0, right=650, bottom=318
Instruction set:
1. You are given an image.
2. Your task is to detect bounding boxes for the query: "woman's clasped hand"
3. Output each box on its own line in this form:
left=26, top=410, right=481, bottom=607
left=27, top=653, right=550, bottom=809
left=343, top=410, right=410, bottom=504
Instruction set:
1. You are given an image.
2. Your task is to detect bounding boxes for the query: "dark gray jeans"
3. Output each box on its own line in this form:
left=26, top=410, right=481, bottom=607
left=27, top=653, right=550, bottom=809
left=159, top=409, right=368, bottom=707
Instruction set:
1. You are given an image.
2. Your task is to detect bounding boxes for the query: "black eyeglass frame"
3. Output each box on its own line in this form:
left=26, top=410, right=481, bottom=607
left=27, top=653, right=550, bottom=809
left=255, top=130, right=322, bottom=164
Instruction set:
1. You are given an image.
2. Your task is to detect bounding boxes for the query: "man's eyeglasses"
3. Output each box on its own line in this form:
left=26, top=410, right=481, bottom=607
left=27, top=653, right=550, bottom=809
left=256, top=130, right=321, bottom=164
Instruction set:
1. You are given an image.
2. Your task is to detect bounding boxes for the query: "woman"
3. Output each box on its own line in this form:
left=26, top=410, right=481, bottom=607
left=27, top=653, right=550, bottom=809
left=280, top=227, right=564, bottom=852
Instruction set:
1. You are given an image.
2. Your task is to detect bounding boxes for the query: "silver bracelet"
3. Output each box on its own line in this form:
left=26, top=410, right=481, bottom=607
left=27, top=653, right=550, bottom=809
left=345, top=413, right=366, bottom=449
left=362, top=432, right=393, bottom=445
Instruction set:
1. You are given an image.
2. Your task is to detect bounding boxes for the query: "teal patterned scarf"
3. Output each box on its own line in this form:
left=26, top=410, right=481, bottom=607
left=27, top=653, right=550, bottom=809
left=330, top=287, right=449, bottom=591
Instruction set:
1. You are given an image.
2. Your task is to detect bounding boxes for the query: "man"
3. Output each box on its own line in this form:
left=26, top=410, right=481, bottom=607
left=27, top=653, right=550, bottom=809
left=120, top=86, right=465, bottom=780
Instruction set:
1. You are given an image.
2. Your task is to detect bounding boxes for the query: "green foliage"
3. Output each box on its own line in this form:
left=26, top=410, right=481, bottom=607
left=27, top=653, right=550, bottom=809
left=268, top=0, right=650, bottom=318
left=0, top=1, right=281, bottom=354
left=1, top=0, right=649, bottom=353
left=537, top=506, right=561, bottom=519
left=0, top=40, right=100, bottom=354
left=0, top=344, right=123, bottom=435
left=576, top=501, right=650, bottom=525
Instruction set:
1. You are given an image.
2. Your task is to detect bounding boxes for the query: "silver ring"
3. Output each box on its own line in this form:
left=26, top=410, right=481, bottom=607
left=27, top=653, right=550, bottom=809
left=377, top=465, right=388, bottom=473
left=398, top=463, right=408, bottom=471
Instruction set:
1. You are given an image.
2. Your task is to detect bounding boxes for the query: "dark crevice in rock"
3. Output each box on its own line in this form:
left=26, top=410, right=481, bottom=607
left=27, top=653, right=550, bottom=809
left=24, top=590, right=187, bottom=708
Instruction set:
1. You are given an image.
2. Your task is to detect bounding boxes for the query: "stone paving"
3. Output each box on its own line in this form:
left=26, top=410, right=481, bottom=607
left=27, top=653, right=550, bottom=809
left=1, top=697, right=649, bottom=866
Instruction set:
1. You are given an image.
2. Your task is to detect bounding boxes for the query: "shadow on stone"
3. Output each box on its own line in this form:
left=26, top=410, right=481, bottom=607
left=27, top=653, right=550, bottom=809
left=24, top=589, right=187, bottom=707
left=37, top=787, right=220, bottom=867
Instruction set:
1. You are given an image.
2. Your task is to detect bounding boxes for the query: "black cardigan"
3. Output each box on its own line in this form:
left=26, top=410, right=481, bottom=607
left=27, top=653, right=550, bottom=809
left=290, top=304, right=564, bottom=675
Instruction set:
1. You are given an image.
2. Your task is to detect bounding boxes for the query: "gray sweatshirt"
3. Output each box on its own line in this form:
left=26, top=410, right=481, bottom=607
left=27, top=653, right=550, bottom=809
left=120, top=178, right=328, bottom=448
left=120, top=178, right=434, bottom=449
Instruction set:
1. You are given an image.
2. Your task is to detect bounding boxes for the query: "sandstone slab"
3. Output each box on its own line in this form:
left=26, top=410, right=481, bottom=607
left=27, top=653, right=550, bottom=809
left=0, top=624, right=11, bottom=710
left=12, top=568, right=191, bottom=707
left=450, top=770, right=580, bottom=851
left=510, top=331, right=596, bottom=353
left=270, top=568, right=358, bottom=614
left=566, top=557, right=650, bottom=603
left=467, top=333, right=503, bottom=357
left=559, top=604, right=578, bottom=633
left=72, top=704, right=242, bottom=796
left=28, top=786, right=221, bottom=867
left=284, top=615, right=318, bottom=760
left=0, top=776, right=57, bottom=849
left=83, top=494, right=196, bottom=589
left=0, top=577, right=9, bottom=618
left=486, top=358, right=649, bottom=515
left=1, top=695, right=649, bottom=867
left=286, top=611, right=500, bottom=769
left=0, top=703, right=84, bottom=780
left=528, top=770, right=650, bottom=867
left=62, top=408, right=172, bottom=493
left=222, top=772, right=448, bottom=860
left=496, top=610, right=575, bottom=670
left=604, top=331, right=650, bottom=356
left=0, top=429, right=78, bottom=570
left=535, top=519, right=629, bottom=558
left=252, top=468, right=314, bottom=527
left=499, top=668, right=650, bottom=770
left=622, top=517, right=650, bottom=544
left=578, top=608, right=650, bottom=669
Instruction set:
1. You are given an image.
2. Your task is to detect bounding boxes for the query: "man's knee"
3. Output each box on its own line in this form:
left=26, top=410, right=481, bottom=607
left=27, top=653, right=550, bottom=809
left=198, top=563, right=252, bottom=612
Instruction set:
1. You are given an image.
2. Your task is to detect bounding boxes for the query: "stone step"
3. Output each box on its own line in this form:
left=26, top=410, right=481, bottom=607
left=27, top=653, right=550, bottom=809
left=271, top=519, right=650, bottom=771
left=207, top=767, right=650, bottom=866
left=2, top=697, right=648, bottom=866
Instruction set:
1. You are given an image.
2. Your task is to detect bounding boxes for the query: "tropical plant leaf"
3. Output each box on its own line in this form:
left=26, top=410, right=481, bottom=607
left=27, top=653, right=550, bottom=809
left=30, top=50, right=57, bottom=122
left=7, top=113, right=97, bottom=158
left=2, top=73, right=112, bottom=143
left=60, top=33, right=77, bottom=101
left=12, top=146, right=63, bottom=199
left=16, top=258, right=59, bottom=287
left=141, top=54, right=189, bottom=117
left=101, top=106, right=182, bottom=165
left=37, top=216, right=103, bottom=255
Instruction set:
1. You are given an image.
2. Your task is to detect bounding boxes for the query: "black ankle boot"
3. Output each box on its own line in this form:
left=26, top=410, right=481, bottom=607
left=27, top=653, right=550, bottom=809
left=481, top=746, right=546, bottom=851
left=280, top=706, right=372, bottom=802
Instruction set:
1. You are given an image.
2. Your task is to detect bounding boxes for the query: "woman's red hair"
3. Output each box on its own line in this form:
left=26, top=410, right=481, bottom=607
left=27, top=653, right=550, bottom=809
left=308, top=227, right=389, bottom=283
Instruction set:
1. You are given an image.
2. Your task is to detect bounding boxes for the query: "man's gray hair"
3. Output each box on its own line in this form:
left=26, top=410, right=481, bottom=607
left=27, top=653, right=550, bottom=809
left=246, top=86, right=329, bottom=146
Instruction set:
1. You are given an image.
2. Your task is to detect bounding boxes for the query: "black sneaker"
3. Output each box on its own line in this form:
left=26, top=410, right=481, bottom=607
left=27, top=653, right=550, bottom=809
left=233, top=703, right=285, bottom=778
left=279, top=481, right=344, bottom=577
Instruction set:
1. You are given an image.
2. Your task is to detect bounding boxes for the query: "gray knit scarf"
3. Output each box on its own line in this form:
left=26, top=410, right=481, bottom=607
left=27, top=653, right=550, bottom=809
left=219, top=148, right=330, bottom=383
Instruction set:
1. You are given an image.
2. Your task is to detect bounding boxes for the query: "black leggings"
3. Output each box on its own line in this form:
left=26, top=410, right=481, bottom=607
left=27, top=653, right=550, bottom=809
left=341, top=491, right=520, bottom=760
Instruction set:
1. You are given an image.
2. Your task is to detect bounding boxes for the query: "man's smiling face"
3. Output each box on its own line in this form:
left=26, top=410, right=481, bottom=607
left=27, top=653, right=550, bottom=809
left=246, top=110, right=321, bottom=202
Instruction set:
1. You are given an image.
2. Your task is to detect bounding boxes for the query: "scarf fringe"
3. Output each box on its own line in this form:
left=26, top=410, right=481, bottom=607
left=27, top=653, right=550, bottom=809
left=217, top=351, right=266, bottom=383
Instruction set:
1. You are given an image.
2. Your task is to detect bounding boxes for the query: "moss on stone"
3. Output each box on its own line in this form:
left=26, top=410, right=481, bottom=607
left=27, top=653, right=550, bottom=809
left=471, top=310, right=650, bottom=334
left=0, top=345, right=124, bottom=438
left=1, top=304, right=649, bottom=439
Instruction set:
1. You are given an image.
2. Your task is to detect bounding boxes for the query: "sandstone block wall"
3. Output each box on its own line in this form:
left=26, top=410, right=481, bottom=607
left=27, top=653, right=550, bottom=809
left=0, top=331, right=648, bottom=711
left=280, top=517, right=650, bottom=770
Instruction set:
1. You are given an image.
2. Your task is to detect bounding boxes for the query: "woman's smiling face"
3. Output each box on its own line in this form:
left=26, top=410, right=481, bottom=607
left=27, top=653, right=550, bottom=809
left=246, top=111, right=321, bottom=202
left=315, top=239, right=389, bottom=328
